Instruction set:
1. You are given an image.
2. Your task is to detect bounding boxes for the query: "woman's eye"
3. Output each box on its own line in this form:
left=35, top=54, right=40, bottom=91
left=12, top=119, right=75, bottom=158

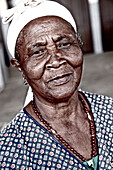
left=57, top=42, right=71, bottom=49
left=32, top=49, right=46, bottom=57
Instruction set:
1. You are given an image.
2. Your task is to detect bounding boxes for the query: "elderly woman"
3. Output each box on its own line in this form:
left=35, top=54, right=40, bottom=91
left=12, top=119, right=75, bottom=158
left=0, top=0, right=113, bottom=169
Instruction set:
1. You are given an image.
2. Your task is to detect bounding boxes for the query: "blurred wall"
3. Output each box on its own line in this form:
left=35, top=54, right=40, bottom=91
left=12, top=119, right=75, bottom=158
left=0, top=0, right=9, bottom=90
left=99, top=0, right=113, bottom=52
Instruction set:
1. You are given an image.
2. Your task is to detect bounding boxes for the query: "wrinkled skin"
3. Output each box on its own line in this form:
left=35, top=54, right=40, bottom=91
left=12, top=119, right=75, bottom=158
left=12, top=16, right=92, bottom=160
left=14, top=16, right=83, bottom=103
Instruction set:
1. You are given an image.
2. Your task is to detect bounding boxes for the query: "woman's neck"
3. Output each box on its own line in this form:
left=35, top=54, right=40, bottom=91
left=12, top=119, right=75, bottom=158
left=33, top=90, right=86, bottom=124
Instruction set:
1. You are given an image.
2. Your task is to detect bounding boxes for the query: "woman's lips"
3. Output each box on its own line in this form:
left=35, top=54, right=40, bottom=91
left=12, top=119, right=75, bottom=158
left=47, top=73, right=73, bottom=86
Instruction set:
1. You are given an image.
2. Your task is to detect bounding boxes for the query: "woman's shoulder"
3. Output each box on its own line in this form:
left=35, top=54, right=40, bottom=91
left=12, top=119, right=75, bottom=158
left=0, top=110, right=25, bottom=135
left=79, top=89, right=113, bottom=135
left=79, top=89, right=113, bottom=106
left=79, top=89, right=113, bottom=124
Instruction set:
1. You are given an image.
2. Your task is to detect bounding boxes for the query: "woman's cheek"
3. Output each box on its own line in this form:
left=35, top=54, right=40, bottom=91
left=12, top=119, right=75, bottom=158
left=62, top=47, right=83, bottom=67
left=24, top=54, right=51, bottom=80
left=65, top=53, right=83, bottom=67
left=24, top=61, right=45, bottom=80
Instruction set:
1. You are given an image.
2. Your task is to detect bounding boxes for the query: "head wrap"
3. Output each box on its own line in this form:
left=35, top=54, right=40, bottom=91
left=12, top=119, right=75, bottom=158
left=2, top=0, right=77, bottom=58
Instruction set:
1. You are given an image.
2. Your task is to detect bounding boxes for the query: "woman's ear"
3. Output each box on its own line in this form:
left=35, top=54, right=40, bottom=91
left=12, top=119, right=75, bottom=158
left=11, top=58, right=27, bottom=81
left=10, top=58, right=22, bottom=72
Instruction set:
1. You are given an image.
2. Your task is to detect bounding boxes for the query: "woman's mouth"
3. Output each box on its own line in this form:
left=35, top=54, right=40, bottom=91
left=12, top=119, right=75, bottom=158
left=47, top=73, right=73, bottom=86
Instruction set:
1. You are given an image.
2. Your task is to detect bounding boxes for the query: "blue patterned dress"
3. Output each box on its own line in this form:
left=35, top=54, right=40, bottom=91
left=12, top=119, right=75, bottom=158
left=0, top=90, right=113, bottom=169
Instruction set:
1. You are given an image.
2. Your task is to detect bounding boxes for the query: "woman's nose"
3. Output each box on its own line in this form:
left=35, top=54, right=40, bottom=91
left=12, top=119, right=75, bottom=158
left=46, top=52, right=66, bottom=69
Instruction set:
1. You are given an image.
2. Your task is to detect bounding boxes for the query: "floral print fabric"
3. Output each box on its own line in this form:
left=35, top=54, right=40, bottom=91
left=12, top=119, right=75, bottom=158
left=0, top=90, right=113, bottom=169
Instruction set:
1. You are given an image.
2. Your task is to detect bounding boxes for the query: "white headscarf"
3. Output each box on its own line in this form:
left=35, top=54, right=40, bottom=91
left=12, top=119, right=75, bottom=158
left=2, top=0, right=77, bottom=58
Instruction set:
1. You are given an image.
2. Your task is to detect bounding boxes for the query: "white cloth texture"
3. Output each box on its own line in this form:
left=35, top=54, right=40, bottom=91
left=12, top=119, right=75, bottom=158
left=1, top=0, right=77, bottom=58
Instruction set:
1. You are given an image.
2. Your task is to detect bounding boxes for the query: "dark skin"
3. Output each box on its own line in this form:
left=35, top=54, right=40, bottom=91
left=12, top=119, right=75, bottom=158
left=11, top=16, right=92, bottom=161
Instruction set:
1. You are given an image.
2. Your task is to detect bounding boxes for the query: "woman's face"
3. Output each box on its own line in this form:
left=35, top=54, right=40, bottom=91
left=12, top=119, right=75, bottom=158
left=16, top=16, right=83, bottom=102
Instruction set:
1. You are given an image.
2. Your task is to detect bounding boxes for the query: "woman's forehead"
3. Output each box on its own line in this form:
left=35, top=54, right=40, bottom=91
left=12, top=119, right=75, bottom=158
left=25, top=16, right=72, bottom=27
left=16, top=16, right=76, bottom=49
left=22, top=16, right=75, bottom=36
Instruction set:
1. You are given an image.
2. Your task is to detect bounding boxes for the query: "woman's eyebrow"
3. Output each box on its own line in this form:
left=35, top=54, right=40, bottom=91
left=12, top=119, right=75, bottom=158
left=27, top=42, right=47, bottom=54
left=27, top=41, right=47, bottom=51
left=32, top=41, right=47, bottom=48
left=53, top=35, right=73, bottom=42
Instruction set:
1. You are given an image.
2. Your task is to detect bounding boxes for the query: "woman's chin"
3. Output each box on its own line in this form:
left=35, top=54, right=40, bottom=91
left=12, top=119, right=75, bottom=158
left=47, top=85, right=77, bottom=102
